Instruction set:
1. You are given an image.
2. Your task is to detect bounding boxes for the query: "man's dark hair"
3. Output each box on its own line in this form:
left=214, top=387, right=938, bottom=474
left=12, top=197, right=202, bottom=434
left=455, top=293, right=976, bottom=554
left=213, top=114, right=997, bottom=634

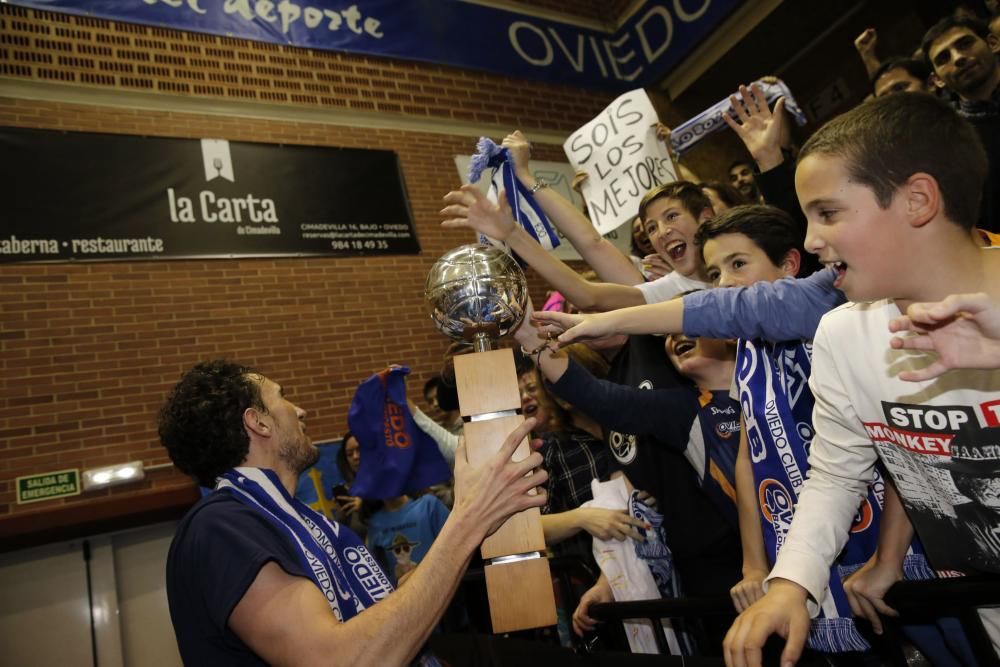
left=797, top=92, right=988, bottom=230
left=694, top=204, right=822, bottom=277
left=921, top=15, right=991, bottom=63
left=871, top=56, right=931, bottom=89
left=637, top=181, right=711, bottom=221
left=728, top=159, right=753, bottom=174
left=158, top=360, right=264, bottom=487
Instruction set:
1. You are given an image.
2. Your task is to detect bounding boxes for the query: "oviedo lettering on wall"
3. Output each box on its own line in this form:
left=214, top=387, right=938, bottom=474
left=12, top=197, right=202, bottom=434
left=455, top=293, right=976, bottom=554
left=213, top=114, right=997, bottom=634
left=7, top=0, right=740, bottom=91
left=0, top=127, right=420, bottom=263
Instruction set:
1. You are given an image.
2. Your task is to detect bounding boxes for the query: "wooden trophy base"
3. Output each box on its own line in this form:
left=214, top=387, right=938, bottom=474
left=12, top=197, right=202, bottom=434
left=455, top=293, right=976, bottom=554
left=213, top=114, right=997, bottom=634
left=455, top=348, right=557, bottom=634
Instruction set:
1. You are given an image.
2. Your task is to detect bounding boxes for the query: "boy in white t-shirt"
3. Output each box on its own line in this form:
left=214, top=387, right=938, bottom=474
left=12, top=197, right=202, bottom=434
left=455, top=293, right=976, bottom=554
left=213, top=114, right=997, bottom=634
left=724, top=92, right=1000, bottom=666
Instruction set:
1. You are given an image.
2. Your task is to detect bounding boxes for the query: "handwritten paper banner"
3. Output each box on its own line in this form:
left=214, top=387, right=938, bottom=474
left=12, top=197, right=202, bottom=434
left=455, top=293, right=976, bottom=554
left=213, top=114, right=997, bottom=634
left=563, top=89, right=676, bottom=235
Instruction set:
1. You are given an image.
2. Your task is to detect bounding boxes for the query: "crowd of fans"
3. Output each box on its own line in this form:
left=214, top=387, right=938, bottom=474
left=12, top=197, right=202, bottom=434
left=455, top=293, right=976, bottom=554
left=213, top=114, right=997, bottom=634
left=158, top=4, right=1000, bottom=665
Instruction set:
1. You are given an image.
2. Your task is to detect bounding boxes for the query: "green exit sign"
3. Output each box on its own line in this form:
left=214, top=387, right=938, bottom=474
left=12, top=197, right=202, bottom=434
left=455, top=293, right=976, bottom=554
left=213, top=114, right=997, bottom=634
left=16, top=469, right=81, bottom=504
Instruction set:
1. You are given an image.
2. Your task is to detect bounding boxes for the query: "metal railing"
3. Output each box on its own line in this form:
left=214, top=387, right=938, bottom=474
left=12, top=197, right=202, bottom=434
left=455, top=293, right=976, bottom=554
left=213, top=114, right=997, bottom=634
left=587, top=576, right=1000, bottom=665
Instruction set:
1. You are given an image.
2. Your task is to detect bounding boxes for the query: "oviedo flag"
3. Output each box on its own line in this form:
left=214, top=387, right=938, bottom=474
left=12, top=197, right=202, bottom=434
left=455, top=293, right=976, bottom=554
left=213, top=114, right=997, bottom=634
left=347, top=366, right=451, bottom=499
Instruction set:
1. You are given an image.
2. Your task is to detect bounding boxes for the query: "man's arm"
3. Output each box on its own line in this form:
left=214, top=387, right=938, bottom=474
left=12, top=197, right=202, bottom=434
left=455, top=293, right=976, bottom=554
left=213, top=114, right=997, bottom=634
left=853, top=28, right=881, bottom=78
left=503, top=131, right=644, bottom=286
left=722, top=82, right=806, bottom=231
left=229, top=420, right=547, bottom=666
left=442, top=186, right=647, bottom=311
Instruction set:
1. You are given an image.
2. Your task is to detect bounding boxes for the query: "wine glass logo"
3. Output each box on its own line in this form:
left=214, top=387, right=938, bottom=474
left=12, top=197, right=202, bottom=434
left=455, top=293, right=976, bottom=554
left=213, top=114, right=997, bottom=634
left=201, top=139, right=234, bottom=182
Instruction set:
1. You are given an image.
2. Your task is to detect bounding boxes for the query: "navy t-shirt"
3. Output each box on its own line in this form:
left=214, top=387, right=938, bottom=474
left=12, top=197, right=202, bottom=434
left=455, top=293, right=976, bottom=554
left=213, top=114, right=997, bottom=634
left=167, top=492, right=329, bottom=665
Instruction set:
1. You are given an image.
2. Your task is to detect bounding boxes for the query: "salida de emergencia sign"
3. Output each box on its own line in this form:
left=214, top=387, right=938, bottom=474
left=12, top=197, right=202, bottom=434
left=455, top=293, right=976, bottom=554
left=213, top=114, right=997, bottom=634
left=16, top=469, right=81, bottom=505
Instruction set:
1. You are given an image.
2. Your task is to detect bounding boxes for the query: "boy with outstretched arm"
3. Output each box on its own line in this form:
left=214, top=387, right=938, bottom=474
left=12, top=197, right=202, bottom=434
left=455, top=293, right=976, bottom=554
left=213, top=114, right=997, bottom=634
left=721, top=92, right=1000, bottom=666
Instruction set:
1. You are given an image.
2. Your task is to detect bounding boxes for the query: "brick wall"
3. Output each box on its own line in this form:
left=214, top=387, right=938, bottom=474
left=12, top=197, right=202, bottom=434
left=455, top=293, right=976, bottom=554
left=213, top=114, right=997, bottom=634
left=0, top=5, right=611, bottom=527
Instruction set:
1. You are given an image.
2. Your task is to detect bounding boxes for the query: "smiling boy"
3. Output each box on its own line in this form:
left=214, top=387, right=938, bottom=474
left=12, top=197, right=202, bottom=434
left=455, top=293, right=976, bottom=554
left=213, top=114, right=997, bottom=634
left=723, top=93, right=1000, bottom=666
left=441, top=181, right=712, bottom=310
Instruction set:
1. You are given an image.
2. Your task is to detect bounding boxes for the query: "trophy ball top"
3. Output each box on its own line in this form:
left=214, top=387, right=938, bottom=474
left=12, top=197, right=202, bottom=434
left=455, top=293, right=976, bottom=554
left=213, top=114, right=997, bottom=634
left=424, top=244, right=527, bottom=343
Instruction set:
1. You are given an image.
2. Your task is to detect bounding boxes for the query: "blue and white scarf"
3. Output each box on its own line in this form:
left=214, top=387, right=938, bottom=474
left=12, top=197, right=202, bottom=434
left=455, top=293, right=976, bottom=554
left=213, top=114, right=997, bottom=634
left=670, top=79, right=807, bottom=156
left=468, top=137, right=559, bottom=253
left=216, top=467, right=394, bottom=622
left=737, top=339, right=875, bottom=653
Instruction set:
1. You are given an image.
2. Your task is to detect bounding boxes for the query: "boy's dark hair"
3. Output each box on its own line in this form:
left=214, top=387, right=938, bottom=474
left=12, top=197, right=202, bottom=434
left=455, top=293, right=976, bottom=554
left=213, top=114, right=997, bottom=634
left=921, top=15, right=991, bottom=63
left=637, top=181, right=711, bottom=221
left=871, top=57, right=930, bottom=88
left=797, top=93, right=987, bottom=230
left=158, top=359, right=264, bottom=487
left=700, top=181, right=750, bottom=208
left=694, top=204, right=822, bottom=277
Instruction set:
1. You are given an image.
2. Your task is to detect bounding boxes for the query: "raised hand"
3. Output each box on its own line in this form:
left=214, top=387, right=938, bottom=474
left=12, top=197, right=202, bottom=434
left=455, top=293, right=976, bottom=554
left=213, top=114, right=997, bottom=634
left=723, top=83, right=786, bottom=171
left=653, top=121, right=672, bottom=145
left=501, top=130, right=532, bottom=180
left=853, top=28, right=877, bottom=57
left=888, top=292, right=1000, bottom=380
left=441, top=184, right=517, bottom=241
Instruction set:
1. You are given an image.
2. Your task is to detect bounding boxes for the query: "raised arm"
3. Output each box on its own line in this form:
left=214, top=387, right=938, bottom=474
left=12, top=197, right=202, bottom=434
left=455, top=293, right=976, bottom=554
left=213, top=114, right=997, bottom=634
left=441, top=185, right=646, bottom=311
left=723, top=83, right=787, bottom=173
left=504, top=130, right=644, bottom=286
left=853, top=28, right=881, bottom=78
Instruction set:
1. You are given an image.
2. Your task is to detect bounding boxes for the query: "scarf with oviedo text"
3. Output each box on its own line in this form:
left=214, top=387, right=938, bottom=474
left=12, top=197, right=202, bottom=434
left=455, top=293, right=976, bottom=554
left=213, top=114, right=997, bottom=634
left=216, top=467, right=393, bottom=622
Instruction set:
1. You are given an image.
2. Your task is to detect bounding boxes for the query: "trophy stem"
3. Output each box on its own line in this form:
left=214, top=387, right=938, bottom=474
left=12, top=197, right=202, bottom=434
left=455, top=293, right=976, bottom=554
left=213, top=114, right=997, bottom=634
left=471, top=332, right=492, bottom=353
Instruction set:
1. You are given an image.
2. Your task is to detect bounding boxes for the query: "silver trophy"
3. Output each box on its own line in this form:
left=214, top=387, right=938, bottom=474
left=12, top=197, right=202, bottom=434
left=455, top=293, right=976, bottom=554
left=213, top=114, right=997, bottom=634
left=424, top=244, right=527, bottom=353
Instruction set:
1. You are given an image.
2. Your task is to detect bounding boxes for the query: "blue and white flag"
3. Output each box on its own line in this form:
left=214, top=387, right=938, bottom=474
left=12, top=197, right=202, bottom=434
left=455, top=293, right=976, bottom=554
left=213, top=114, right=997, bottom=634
left=468, top=137, right=559, bottom=255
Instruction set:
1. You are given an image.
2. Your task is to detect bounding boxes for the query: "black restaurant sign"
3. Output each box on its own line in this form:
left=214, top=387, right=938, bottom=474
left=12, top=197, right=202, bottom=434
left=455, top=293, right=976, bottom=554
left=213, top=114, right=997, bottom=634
left=0, top=127, right=420, bottom=263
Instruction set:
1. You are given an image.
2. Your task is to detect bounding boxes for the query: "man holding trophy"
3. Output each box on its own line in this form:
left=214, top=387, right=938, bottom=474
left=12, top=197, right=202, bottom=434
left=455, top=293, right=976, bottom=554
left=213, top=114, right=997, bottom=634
left=160, top=243, right=561, bottom=665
